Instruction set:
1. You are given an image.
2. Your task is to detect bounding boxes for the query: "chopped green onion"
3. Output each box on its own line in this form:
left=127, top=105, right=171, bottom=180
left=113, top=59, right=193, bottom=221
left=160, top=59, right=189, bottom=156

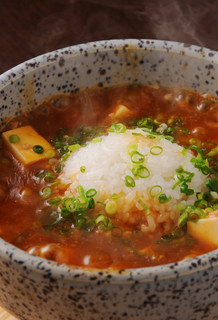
left=137, top=117, right=156, bottom=131
left=49, top=197, right=61, bottom=204
left=105, top=200, right=117, bottom=215
left=177, top=204, right=205, bottom=227
left=33, top=145, right=44, bottom=154
left=205, top=178, right=218, bottom=193
left=180, top=182, right=194, bottom=195
left=125, top=175, right=135, bottom=188
left=187, top=145, right=204, bottom=158
left=181, top=128, right=189, bottom=134
left=164, top=135, right=174, bottom=143
left=92, top=137, right=102, bottom=143
left=50, top=180, right=59, bottom=186
left=146, top=134, right=156, bottom=139
left=45, top=149, right=56, bottom=159
left=96, top=214, right=113, bottom=230
left=97, top=201, right=106, bottom=207
left=131, top=151, right=145, bottom=164
left=85, top=219, right=96, bottom=232
left=158, top=194, right=172, bottom=203
left=172, top=166, right=195, bottom=195
left=68, top=144, right=81, bottom=152
left=207, top=146, right=218, bottom=157
left=86, top=188, right=97, bottom=198
left=189, top=138, right=201, bottom=148
left=9, top=134, right=20, bottom=144
left=188, top=146, right=210, bottom=175
left=132, top=132, right=142, bottom=136
left=127, top=143, right=137, bottom=155
left=132, top=165, right=150, bottom=179
left=149, top=185, right=162, bottom=197
left=41, top=187, right=52, bottom=199
left=182, top=148, right=187, bottom=155
left=35, top=170, right=57, bottom=183
left=111, top=193, right=120, bottom=200
left=95, top=214, right=106, bottom=224
left=150, top=146, right=163, bottom=155
left=194, top=199, right=208, bottom=209
left=80, top=166, right=86, bottom=173
left=108, top=123, right=126, bottom=133
left=78, top=185, right=87, bottom=204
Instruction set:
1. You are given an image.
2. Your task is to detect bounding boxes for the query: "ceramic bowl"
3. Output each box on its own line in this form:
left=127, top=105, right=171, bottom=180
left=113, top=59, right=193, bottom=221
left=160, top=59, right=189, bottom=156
left=0, top=39, right=217, bottom=320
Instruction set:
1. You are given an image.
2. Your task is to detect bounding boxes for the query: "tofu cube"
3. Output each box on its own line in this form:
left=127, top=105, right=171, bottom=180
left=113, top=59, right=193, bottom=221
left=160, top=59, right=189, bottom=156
left=2, top=126, right=54, bottom=165
left=187, top=210, right=218, bottom=248
left=113, top=104, right=133, bottom=119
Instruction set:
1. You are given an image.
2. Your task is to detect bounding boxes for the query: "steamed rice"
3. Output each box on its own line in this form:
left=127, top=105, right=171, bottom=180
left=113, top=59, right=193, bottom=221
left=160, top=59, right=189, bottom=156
left=60, top=128, right=208, bottom=233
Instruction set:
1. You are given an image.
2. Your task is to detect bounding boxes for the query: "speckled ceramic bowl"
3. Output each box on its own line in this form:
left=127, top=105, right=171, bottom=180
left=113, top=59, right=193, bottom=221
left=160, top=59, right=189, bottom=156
left=0, top=40, right=217, bottom=320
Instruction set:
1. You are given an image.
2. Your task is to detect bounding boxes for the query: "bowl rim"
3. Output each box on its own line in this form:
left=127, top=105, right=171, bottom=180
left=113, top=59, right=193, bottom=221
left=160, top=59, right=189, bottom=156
left=0, top=39, right=217, bottom=284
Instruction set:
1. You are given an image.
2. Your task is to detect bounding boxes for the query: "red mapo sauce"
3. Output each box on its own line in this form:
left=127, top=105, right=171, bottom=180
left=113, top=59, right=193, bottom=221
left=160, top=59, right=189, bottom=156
left=0, top=84, right=217, bottom=269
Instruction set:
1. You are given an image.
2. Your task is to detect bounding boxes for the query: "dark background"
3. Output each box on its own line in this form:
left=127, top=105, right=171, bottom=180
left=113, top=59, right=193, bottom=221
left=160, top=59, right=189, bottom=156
left=0, top=0, right=218, bottom=74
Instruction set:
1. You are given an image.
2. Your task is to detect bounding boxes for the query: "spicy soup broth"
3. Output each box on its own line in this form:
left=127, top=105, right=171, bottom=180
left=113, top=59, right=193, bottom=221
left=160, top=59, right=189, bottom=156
left=0, top=84, right=217, bottom=269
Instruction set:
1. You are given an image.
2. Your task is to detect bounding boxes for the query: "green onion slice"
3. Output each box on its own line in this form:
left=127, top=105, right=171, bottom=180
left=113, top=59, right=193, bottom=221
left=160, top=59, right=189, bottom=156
left=45, top=149, right=56, bottom=159
left=105, top=200, right=118, bottom=215
left=125, top=175, right=135, bottom=188
left=9, top=134, right=20, bottom=144
left=108, top=123, right=126, bottom=133
left=86, top=188, right=97, bottom=198
left=96, top=214, right=113, bottom=230
left=132, top=132, right=142, bottom=136
left=158, top=194, right=172, bottom=203
left=92, top=137, right=102, bottom=143
left=150, top=146, right=163, bottom=155
left=33, top=145, right=44, bottom=154
left=49, top=197, right=61, bottom=204
left=132, top=165, right=150, bottom=179
left=149, top=185, right=162, bottom=197
left=111, top=193, right=120, bottom=200
left=68, top=144, right=81, bottom=152
left=131, top=151, right=145, bottom=164
left=78, top=185, right=87, bottom=204
left=80, top=166, right=86, bottom=173
left=127, top=143, right=137, bottom=155
left=207, top=146, right=218, bottom=157
left=41, top=187, right=52, bottom=199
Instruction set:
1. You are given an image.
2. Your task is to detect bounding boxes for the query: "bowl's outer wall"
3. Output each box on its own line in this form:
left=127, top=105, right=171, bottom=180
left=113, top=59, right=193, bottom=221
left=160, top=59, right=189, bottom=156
left=0, top=40, right=217, bottom=320
left=0, top=255, right=217, bottom=320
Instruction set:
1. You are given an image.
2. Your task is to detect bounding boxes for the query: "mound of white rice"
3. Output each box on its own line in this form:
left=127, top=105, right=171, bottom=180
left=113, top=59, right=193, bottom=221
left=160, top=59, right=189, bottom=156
left=60, top=129, right=208, bottom=233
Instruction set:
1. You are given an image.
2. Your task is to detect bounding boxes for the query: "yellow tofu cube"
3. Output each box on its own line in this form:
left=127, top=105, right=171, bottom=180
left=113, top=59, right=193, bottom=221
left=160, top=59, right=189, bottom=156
left=187, top=210, right=218, bottom=248
left=113, top=104, right=133, bottom=119
left=2, top=126, right=54, bottom=165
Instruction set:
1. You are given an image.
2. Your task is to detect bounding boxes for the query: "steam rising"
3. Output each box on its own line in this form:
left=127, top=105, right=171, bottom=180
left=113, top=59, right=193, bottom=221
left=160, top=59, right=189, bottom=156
left=30, top=0, right=218, bottom=52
